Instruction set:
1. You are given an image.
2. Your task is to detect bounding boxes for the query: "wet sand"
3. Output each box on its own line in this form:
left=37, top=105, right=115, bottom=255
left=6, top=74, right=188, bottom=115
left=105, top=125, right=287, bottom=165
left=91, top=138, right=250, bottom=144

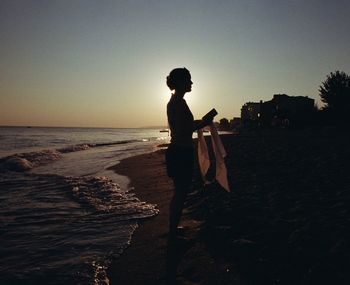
left=107, top=150, right=173, bottom=284
left=107, top=128, right=349, bottom=284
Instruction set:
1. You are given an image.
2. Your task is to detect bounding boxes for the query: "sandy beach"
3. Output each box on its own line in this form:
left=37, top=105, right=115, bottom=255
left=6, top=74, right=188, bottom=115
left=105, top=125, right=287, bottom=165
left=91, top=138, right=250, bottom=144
left=107, top=128, right=349, bottom=285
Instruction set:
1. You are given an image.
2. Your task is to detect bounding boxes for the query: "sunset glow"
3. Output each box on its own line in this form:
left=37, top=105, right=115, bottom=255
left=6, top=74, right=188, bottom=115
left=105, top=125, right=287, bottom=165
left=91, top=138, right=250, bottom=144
left=1, top=0, right=349, bottom=127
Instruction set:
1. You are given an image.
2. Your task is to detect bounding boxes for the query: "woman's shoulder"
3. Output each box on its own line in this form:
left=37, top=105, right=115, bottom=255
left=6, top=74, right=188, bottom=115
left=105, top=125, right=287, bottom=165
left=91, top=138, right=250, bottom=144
left=168, top=100, right=187, bottom=113
left=168, top=96, right=186, bottom=106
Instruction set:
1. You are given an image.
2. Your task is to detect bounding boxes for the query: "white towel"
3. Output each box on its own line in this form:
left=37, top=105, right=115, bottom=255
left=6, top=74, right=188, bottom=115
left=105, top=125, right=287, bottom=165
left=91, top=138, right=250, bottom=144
left=197, top=128, right=210, bottom=183
left=197, top=123, right=230, bottom=192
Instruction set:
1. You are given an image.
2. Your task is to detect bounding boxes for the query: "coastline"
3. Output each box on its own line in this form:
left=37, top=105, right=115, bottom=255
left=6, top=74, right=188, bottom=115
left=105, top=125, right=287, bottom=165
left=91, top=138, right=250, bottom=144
left=107, top=129, right=349, bottom=285
left=106, top=149, right=173, bottom=283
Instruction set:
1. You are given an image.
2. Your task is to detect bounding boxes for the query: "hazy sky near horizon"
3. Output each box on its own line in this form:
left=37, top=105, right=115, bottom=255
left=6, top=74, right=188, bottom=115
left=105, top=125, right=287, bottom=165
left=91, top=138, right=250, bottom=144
left=1, top=0, right=349, bottom=128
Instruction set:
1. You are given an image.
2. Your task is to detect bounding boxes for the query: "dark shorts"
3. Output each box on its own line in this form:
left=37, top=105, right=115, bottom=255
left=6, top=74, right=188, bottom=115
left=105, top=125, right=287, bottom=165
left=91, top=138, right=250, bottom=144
left=165, top=144, right=194, bottom=186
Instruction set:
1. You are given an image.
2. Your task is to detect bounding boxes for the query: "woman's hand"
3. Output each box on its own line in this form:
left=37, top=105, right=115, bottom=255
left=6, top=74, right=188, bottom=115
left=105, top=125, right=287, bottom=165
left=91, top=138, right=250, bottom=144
left=202, top=117, right=213, bottom=126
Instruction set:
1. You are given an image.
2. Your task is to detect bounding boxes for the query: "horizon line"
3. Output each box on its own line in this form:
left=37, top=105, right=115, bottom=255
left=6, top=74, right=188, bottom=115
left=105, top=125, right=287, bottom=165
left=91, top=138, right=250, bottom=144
left=0, top=124, right=169, bottom=129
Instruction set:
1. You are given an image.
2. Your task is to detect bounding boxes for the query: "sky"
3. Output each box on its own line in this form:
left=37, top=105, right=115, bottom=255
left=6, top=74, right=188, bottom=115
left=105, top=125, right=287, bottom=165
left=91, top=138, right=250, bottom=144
left=1, top=0, right=349, bottom=128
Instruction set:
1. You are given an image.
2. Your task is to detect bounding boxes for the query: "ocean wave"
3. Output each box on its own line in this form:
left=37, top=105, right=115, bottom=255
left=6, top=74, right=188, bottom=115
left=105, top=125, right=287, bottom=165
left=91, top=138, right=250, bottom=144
left=0, top=149, right=62, bottom=171
left=58, top=143, right=92, bottom=153
left=0, top=139, right=143, bottom=172
left=67, top=175, right=159, bottom=217
left=0, top=171, right=158, bottom=284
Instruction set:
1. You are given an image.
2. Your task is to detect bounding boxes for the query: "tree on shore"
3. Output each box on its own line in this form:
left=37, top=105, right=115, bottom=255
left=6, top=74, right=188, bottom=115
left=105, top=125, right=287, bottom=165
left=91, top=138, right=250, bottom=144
left=219, top=118, right=231, bottom=131
left=319, top=71, right=350, bottom=124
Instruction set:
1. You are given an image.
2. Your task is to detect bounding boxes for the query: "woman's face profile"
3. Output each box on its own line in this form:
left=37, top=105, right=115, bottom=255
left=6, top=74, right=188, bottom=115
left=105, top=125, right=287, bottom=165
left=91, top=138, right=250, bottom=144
left=177, top=75, right=193, bottom=93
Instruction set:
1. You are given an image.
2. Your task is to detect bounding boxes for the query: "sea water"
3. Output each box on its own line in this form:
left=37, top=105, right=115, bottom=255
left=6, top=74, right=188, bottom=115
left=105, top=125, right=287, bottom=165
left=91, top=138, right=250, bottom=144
left=0, top=126, right=169, bottom=284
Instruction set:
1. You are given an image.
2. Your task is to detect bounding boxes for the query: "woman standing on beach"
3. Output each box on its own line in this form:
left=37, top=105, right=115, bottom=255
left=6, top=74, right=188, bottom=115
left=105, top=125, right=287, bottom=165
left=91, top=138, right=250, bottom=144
left=165, top=67, right=212, bottom=238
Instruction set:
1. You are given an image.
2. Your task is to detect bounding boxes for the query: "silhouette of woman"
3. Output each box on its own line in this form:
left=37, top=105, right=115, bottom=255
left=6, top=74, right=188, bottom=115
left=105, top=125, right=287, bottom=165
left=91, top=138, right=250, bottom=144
left=165, top=68, right=212, bottom=238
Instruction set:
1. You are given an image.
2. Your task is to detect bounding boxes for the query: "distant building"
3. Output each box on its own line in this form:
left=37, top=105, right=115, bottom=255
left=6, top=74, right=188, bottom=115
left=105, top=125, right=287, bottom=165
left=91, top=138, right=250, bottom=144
left=241, top=94, right=315, bottom=128
left=241, top=102, right=262, bottom=127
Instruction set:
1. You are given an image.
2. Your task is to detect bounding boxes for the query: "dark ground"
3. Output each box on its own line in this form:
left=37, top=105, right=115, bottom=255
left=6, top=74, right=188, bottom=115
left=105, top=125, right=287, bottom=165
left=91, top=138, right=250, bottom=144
left=108, top=127, right=350, bottom=284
